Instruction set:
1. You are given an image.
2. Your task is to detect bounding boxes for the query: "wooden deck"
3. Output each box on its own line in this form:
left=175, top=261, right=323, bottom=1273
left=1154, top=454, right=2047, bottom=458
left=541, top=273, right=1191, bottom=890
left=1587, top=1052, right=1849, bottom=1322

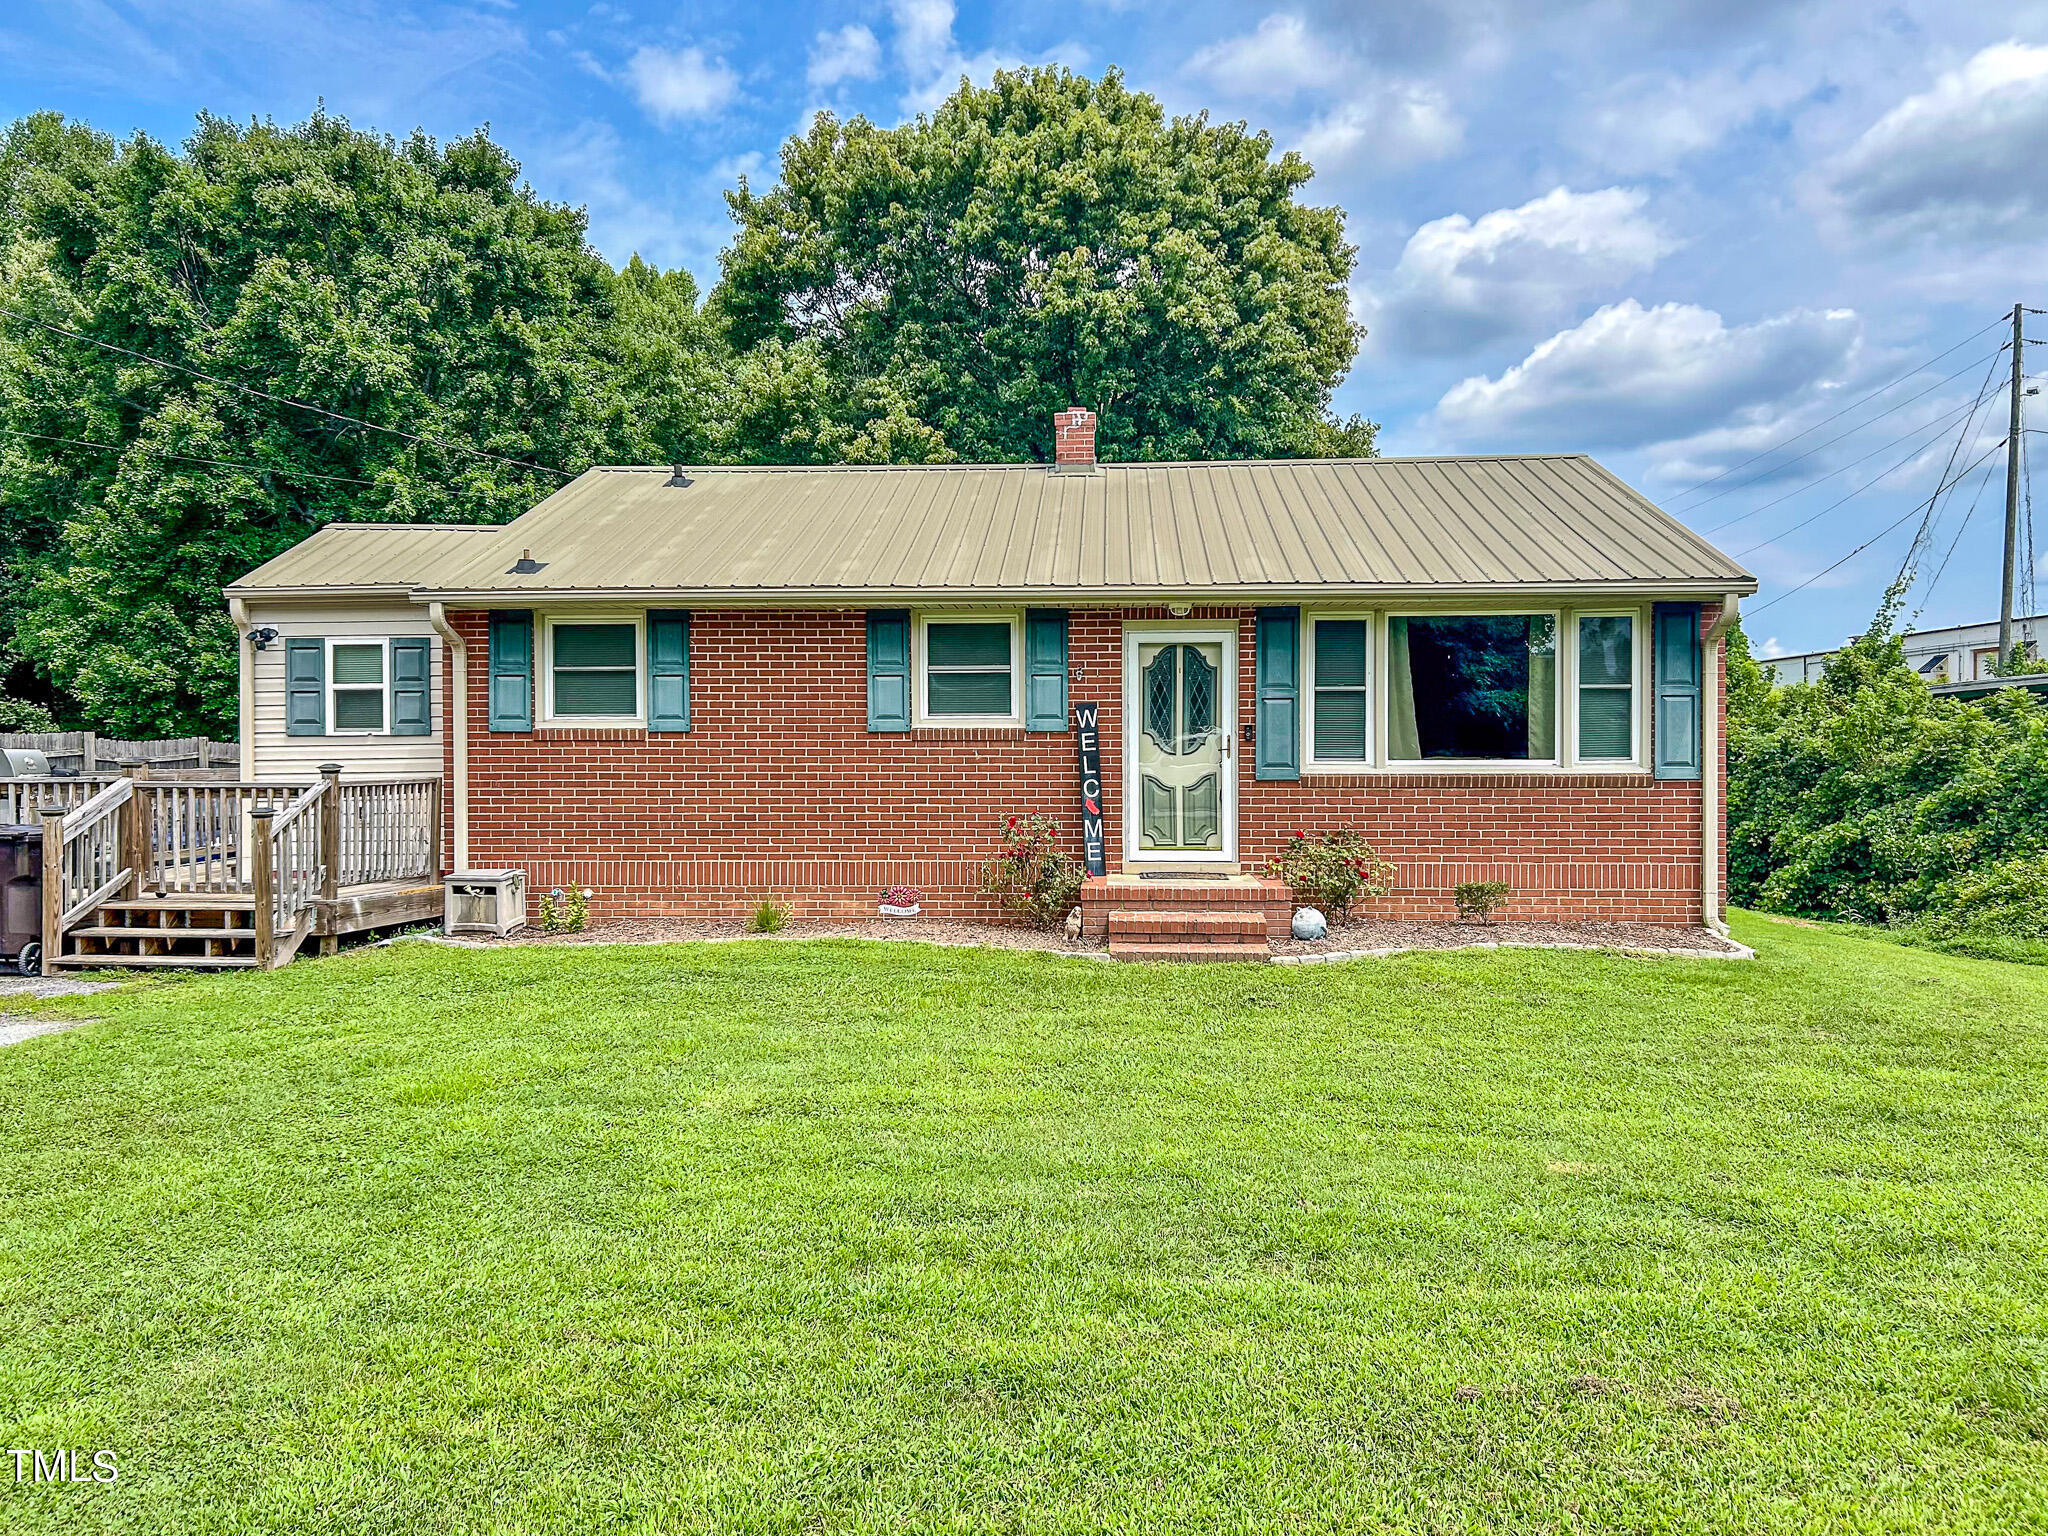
left=15, top=769, right=443, bottom=972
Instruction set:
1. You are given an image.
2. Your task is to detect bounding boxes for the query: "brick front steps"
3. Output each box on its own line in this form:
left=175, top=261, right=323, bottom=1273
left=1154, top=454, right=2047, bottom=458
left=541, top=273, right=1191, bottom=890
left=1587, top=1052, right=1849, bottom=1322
left=1082, top=875, right=1292, bottom=963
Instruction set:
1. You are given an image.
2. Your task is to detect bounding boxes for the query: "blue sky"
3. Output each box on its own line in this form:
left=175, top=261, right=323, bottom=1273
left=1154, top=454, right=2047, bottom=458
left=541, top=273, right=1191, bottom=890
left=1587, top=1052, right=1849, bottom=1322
left=3, top=0, right=2045, bottom=656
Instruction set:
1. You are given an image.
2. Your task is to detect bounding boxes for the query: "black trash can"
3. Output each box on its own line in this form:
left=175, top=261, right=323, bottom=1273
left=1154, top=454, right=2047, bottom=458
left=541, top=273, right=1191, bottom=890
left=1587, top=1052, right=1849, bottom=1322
left=0, top=823, right=44, bottom=976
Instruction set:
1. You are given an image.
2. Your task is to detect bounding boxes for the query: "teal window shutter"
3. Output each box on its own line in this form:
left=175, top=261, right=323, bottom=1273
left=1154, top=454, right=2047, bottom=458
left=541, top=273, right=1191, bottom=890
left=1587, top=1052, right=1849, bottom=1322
left=1653, top=603, right=1702, bottom=780
left=285, top=637, right=325, bottom=737
left=867, top=610, right=910, bottom=732
left=1255, top=607, right=1300, bottom=780
left=389, top=637, right=432, bottom=736
left=489, top=610, right=533, bottom=733
left=647, top=610, right=691, bottom=732
left=1024, top=609, right=1069, bottom=731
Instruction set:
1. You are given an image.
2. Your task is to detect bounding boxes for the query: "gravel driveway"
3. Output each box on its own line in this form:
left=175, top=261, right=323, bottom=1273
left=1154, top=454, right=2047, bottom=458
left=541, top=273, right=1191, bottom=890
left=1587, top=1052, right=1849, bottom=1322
left=0, top=970, right=121, bottom=1046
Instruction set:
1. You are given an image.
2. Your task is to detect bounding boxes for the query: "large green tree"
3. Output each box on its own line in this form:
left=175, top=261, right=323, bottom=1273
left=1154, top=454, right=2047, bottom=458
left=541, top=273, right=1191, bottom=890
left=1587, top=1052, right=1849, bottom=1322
left=0, top=111, right=714, bottom=735
left=712, top=66, right=1374, bottom=465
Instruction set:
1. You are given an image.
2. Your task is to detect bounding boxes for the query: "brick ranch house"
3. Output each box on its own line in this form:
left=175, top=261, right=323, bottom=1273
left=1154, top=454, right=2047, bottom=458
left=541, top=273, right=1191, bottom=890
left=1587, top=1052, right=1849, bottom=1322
left=224, top=410, right=1755, bottom=937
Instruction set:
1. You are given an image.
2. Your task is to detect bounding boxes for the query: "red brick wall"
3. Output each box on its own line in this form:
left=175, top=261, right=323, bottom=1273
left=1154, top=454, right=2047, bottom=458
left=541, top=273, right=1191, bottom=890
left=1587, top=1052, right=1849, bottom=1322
left=444, top=604, right=1721, bottom=925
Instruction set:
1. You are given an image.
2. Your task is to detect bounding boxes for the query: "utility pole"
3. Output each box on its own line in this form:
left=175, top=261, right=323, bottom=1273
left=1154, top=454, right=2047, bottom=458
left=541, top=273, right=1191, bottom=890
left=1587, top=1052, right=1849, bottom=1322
left=2000, top=301, right=2024, bottom=667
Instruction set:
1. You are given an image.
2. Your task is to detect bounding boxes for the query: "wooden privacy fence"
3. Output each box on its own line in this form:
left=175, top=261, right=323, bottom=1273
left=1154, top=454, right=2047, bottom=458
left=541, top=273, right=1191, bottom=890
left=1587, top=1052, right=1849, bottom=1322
left=1, top=732, right=237, bottom=776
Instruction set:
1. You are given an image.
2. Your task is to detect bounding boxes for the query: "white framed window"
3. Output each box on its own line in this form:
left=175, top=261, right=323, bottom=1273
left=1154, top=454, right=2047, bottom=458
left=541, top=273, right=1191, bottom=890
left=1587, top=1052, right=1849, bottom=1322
left=327, top=639, right=388, bottom=734
left=1571, top=611, right=1641, bottom=764
left=1304, top=614, right=1372, bottom=768
left=915, top=612, right=1021, bottom=725
left=1383, top=610, right=1560, bottom=766
left=544, top=615, right=643, bottom=723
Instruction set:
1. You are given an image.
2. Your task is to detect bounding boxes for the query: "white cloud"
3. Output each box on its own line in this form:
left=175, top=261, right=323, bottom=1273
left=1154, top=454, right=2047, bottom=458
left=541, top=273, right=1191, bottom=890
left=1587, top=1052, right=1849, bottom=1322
left=1184, top=12, right=1460, bottom=169
left=881, top=0, right=1088, bottom=117
left=808, top=24, right=882, bottom=89
left=1363, top=186, right=1674, bottom=354
left=1824, top=40, right=2048, bottom=241
left=891, top=0, right=960, bottom=81
left=1298, top=81, right=1463, bottom=170
left=1429, top=299, right=1863, bottom=452
left=625, top=43, right=740, bottom=125
left=1185, top=14, right=1348, bottom=97
left=1571, top=62, right=1814, bottom=174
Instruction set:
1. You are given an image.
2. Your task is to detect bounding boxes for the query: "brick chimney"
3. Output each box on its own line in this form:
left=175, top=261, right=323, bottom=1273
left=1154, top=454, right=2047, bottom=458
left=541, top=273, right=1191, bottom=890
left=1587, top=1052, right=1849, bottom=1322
left=1053, top=407, right=1097, bottom=472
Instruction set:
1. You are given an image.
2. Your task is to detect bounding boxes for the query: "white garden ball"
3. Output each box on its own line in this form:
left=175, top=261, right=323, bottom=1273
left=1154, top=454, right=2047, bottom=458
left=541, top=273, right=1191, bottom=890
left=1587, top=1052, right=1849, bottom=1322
left=1291, top=907, right=1328, bottom=941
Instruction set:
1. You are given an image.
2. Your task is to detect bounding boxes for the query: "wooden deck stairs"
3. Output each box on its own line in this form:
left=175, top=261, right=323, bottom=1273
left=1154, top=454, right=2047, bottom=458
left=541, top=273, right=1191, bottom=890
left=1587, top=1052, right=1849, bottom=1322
left=9, top=765, right=442, bottom=974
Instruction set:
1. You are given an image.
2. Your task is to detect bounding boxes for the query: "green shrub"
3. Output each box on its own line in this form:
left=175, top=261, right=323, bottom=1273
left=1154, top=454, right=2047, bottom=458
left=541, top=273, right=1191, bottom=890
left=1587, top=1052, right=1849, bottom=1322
left=980, top=815, right=1085, bottom=929
left=564, top=885, right=589, bottom=932
left=1726, top=595, right=2048, bottom=949
left=746, top=900, right=789, bottom=934
left=1453, top=881, right=1511, bottom=922
left=1266, top=831, right=1396, bottom=917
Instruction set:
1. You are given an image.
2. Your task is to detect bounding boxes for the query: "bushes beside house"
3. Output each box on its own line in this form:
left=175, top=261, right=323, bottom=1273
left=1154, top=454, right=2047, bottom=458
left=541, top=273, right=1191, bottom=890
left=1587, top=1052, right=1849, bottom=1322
left=1726, top=610, right=2048, bottom=959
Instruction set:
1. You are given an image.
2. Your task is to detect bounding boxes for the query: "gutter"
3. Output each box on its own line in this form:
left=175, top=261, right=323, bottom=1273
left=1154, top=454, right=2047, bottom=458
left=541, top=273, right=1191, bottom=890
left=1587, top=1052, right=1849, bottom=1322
left=406, top=579, right=1760, bottom=606
left=426, top=601, right=468, bottom=871
left=1700, top=595, right=1739, bottom=937
left=228, top=596, right=256, bottom=780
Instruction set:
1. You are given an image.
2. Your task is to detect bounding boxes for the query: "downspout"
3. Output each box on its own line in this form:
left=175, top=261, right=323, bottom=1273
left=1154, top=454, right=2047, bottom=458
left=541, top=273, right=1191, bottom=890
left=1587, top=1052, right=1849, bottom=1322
left=427, top=602, right=469, bottom=870
left=228, top=597, right=256, bottom=780
left=1700, top=595, right=1739, bottom=937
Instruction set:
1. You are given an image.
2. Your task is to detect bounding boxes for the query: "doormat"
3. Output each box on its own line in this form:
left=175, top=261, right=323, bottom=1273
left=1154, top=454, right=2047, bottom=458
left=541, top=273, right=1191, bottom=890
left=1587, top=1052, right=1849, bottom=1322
left=1138, top=871, right=1212, bottom=879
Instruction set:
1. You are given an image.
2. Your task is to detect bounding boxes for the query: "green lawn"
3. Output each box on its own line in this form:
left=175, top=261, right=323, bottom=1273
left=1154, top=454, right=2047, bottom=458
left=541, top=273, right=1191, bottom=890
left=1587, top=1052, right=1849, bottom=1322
left=2, top=916, right=2046, bottom=1533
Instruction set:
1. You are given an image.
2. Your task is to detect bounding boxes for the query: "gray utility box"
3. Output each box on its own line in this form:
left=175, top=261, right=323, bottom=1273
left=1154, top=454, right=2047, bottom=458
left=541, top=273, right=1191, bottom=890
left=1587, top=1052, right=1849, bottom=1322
left=444, top=869, right=527, bottom=938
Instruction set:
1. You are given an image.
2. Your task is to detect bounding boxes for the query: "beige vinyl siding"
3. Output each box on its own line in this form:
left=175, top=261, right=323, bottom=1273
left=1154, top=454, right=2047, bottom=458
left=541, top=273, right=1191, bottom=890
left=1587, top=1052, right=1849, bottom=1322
left=245, top=599, right=442, bottom=782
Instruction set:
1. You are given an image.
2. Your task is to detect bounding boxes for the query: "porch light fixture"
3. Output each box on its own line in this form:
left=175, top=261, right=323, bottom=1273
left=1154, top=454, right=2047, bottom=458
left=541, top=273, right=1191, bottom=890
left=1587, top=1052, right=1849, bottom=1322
left=247, top=626, right=279, bottom=650
left=1168, top=603, right=1192, bottom=617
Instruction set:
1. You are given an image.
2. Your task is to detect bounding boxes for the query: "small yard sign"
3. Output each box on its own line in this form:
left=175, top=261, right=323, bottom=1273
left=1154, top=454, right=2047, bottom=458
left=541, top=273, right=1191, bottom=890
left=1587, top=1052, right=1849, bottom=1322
left=1074, top=702, right=1106, bottom=876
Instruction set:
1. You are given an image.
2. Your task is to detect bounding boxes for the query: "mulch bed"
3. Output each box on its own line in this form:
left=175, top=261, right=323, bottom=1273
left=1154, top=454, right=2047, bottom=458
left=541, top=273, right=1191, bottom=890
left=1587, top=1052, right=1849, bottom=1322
left=1275, top=918, right=1745, bottom=956
left=469, top=917, right=1103, bottom=954
left=454, top=915, right=1743, bottom=958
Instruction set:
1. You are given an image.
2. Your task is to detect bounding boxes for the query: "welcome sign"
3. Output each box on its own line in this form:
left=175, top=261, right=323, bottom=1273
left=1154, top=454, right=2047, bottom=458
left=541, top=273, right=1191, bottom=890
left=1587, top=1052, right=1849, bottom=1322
left=1073, top=702, right=1106, bottom=876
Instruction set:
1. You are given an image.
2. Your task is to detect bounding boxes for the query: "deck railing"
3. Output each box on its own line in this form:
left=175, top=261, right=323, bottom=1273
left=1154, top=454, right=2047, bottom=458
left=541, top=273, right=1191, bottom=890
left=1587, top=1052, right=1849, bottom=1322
left=336, top=777, right=441, bottom=886
left=44, top=779, right=135, bottom=935
left=138, top=781, right=302, bottom=893
left=3, top=776, right=123, bottom=824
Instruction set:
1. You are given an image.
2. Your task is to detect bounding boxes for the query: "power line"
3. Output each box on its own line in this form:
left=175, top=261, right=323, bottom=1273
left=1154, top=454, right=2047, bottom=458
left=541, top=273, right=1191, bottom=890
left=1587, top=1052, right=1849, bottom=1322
left=1681, top=351, right=2000, bottom=516
left=1703, top=385, right=2003, bottom=537
left=1747, top=437, right=2010, bottom=617
left=1662, top=311, right=2011, bottom=505
left=1913, top=459, right=2002, bottom=616
left=1888, top=346, right=2015, bottom=588
left=0, top=426, right=378, bottom=485
left=1731, top=400, right=2006, bottom=559
left=0, top=303, right=574, bottom=481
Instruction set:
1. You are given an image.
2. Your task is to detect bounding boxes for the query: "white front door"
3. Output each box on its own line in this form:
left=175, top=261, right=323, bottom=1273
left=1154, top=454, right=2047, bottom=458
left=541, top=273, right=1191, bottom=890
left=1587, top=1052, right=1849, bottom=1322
left=1123, top=627, right=1237, bottom=864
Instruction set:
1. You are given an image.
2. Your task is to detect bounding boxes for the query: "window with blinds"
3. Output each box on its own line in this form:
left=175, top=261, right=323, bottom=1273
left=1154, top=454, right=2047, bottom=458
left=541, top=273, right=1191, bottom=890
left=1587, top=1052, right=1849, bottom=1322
left=549, top=621, right=640, bottom=719
left=1309, top=619, right=1369, bottom=763
left=1575, top=614, right=1635, bottom=761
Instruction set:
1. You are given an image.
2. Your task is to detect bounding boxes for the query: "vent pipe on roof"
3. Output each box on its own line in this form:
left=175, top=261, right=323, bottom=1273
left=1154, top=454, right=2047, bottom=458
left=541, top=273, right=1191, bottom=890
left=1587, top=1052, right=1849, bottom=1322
left=508, top=549, right=546, bottom=576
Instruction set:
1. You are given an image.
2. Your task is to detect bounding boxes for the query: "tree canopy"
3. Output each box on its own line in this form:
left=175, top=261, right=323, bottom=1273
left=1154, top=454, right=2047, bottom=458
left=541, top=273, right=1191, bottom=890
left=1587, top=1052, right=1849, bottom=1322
left=0, top=70, right=1376, bottom=735
left=712, top=67, right=1374, bottom=465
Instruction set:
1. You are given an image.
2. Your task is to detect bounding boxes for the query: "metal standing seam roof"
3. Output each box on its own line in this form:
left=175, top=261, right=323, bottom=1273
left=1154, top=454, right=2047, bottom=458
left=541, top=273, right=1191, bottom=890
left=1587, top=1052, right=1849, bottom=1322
left=225, top=523, right=506, bottom=593
left=230, top=457, right=1756, bottom=600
